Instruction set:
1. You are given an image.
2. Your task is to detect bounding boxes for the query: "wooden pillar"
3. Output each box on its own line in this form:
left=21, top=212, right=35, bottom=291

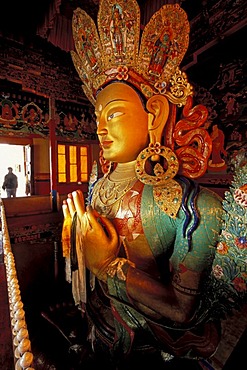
left=49, top=96, right=57, bottom=211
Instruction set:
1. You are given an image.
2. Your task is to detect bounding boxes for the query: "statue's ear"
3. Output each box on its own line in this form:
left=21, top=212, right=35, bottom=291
left=146, top=95, right=169, bottom=144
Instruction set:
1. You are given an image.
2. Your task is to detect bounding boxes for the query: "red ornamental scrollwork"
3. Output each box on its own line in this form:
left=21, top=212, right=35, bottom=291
left=173, top=96, right=212, bottom=179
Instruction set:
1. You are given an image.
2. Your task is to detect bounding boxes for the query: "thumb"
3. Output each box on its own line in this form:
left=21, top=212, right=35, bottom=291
left=87, top=206, right=119, bottom=245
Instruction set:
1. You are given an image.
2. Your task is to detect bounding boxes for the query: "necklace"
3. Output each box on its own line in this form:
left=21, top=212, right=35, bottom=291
left=91, top=174, right=137, bottom=217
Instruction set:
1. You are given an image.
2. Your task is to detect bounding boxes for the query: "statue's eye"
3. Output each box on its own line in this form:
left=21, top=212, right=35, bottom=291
left=107, top=111, right=123, bottom=121
left=107, top=113, right=114, bottom=121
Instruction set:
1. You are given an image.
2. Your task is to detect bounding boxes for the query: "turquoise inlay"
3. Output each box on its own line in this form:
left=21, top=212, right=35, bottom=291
left=141, top=183, right=222, bottom=273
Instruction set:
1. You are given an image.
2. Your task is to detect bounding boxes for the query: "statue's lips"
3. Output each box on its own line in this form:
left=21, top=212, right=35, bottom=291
left=101, top=141, right=113, bottom=148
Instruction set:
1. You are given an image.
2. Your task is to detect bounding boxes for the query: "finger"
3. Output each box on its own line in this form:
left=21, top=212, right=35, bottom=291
left=62, top=203, right=70, bottom=219
left=99, top=216, right=119, bottom=245
left=67, top=197, right=76, bottom=217
left=72, top=190, right=86, bottom=219
left=85, top=206, right=98, bottom=229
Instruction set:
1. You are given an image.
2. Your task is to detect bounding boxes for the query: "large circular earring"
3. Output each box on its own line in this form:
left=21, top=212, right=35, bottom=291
left=135, top=142, right=179, bottom=185
left=135, top=142, right=182, bottom=218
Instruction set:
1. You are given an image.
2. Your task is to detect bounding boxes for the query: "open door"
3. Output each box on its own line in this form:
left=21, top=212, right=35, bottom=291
left=0, top=143, right=32, bottom=197
left=24, top=144, right=32, bottom=196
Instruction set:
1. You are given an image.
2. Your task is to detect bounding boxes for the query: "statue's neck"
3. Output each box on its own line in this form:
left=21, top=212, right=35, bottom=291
left=109, top=161, right=137, bottom=181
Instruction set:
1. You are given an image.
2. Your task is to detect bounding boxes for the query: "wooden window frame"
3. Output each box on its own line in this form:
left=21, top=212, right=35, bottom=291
left=57, top=143, right=89, bottom=184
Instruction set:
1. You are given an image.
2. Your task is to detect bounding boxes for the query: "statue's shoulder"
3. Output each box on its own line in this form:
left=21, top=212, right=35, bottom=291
left=197, top=186, right=223, bottom=209
left=176, top=177, right=223, bottom=214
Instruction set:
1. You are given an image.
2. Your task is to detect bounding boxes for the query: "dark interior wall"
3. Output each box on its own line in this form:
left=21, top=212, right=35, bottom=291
left=12, top=242, right=57, bottom=309
left=3, top=197, right=65, bottom=311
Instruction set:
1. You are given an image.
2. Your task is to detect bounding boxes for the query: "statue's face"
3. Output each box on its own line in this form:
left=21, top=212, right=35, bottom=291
left=95, top=82, right=149, bottom=163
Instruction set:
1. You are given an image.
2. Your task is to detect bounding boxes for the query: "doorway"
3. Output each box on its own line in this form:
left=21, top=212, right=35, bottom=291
left=0, top=144, right=31, bottom=198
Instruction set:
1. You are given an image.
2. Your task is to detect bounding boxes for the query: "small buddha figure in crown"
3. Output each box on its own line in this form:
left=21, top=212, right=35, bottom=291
left=149, top=27, right=172, bottom=75
left=110, top=4, right=125, bottom=57
left=62, top=1, right=225, bottom=368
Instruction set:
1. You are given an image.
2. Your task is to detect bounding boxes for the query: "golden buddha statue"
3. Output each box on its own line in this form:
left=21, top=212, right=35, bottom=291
left=62, top=1, right=225, bottom=368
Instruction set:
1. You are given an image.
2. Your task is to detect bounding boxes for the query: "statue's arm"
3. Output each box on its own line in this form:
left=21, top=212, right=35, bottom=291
left=107, top=188, right=223, bottom=325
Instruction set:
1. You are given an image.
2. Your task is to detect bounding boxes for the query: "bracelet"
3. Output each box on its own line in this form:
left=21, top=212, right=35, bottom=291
left=106, top=258, right=135, bottom=281
left=171, top=280, right=201, bottom=296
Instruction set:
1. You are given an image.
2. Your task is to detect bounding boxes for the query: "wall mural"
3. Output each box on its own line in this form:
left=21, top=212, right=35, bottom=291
left=187, top=0, right=246, bottom=58
left=193, top=57, right=247, bottom=178
left=55, top=99, right=97, bottom=141
left=0, top=92, right=49, bottom=137
left=0, top=91, right=97, bottom=141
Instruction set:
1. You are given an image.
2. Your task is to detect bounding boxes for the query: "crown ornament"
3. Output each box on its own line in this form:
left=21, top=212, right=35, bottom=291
left=72, top=0, right=212, bottom=199
left=71, top=0, right=193, bottom=106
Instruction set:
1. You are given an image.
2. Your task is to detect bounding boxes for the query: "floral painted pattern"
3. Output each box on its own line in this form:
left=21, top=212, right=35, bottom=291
left=212, top=149, right=247, bottom=302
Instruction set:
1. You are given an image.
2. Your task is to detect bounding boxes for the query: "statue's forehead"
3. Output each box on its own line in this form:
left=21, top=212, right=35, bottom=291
left=95, top=83, right=139, bottom=108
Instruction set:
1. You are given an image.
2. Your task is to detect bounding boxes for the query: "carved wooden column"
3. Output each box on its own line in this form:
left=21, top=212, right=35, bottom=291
left=49, top=96, right=58, bottom=211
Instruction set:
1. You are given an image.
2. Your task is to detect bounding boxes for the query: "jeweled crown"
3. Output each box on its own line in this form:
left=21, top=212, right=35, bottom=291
left=71, top=0, right=193, bottom=106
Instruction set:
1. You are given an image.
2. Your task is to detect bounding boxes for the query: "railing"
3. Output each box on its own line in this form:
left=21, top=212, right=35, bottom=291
left=2, top=195, right=53, bottom=217
left=0, top=199, right=35, bottom=370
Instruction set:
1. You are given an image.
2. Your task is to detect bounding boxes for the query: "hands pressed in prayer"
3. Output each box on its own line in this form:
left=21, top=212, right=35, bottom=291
left=63, top=190, right=119, bottom=281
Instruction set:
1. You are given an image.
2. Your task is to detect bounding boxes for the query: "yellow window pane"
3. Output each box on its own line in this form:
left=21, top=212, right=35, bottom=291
left=70, top=164, right=77, bottom=182
left=58, top=144, right=65, bottom=154
left=58, top=173, right=66, bottom=182
left=81, top=160, right=88, bottom=173
left=80, top=173, right=88, bottom=182
left=80, top=147, right=87, bottom=156
left=69, top=146, right=77, bottom=164
left=58, top=154, right=66, bottom=172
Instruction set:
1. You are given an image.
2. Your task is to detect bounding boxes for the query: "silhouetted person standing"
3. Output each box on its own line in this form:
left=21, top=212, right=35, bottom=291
left=2, top=167, right=18, bottom=198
